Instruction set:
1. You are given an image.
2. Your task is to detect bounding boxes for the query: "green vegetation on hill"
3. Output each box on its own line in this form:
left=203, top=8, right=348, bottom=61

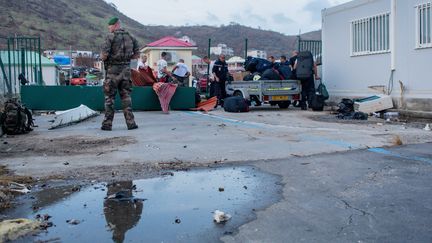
left=0, top=0, right=320, bottom=57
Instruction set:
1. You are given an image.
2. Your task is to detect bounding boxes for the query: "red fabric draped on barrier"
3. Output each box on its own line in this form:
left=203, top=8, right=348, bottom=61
left=131, top=68, right=157, bottom=86
left=152, top=82, right=178, bottom=113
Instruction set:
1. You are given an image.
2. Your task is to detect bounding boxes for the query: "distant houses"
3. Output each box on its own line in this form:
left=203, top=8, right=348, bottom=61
left=247, top=50, right=267, bottom=59
left=210, top=44, right=234, bottom=56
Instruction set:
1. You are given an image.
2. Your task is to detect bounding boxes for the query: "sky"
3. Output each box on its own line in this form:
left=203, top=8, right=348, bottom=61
left=107, top=0, right=351, bottom=35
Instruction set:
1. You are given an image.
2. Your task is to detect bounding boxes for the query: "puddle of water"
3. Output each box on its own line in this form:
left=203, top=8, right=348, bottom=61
left=6, top=166, right=281, bottom=243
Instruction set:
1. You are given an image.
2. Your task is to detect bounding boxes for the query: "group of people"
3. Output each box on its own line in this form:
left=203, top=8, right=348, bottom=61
left=100, top=16, right=320, bottom=131
left=271, top=51, right=320, bottom=110
left=202, top=51, right=320, bottom=110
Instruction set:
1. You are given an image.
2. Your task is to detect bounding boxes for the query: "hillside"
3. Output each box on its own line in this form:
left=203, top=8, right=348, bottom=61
left=0, top=0, right=321, bottom=57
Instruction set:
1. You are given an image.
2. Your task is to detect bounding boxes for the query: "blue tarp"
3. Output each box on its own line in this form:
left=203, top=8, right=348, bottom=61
left=53, top=55, right=71, bottom=65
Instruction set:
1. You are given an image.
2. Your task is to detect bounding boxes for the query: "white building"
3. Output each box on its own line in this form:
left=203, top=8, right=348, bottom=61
left=247, top=50, right=267, bottom=59
left=210, top=44, right=234, bottom=56
left=322, top=0, right=432, bottom=111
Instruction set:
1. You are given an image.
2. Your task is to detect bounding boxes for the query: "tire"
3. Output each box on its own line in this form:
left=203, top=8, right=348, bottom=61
left=233, top=91, right=243, bottom=97
left=278, top=101, right=291, bottom=109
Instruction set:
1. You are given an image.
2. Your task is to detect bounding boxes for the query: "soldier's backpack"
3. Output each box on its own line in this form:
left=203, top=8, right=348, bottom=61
left=224, top=96, right=249, bottom=113
left=296, top=51, right=314, bottom=79
left=0, top=100, right=33, bottom=135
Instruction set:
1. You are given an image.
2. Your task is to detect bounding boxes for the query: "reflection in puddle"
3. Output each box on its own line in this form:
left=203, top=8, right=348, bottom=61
left=7, top=166, right=281, bottom=242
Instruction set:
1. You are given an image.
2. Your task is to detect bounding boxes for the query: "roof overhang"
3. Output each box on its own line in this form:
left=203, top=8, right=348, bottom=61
left=141, top=46, right=198, bottom=52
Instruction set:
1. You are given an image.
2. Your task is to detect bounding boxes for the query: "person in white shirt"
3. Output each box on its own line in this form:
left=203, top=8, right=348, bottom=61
left=157, top=52, right=170, bottom=82
left=137, top=54, right=148, bottom=70
left=171, top=59, right=190, bottom=86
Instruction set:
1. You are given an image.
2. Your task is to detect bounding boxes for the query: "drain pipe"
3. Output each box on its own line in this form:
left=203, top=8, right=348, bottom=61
left=390, top=0, right=396, bottom=71
left=387, top=0, right=396, bottom=95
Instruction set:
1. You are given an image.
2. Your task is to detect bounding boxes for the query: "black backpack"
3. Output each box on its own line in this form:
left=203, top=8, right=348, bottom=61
left=296, top=51, right=314, bottom=79
left=224, top=96, right=249, bottom=113
left=0, top=100, right=33, bottom=135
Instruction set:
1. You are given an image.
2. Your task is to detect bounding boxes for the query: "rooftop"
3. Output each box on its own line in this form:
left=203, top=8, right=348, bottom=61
left=0, top=51, right=57, bottom=66
left=146, top=36, right=196, bottom=48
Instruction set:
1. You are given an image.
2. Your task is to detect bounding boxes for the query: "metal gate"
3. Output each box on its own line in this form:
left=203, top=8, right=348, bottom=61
left=298, top=37, right=322, bottom=65
left=0, top=37, right=43, bottom=97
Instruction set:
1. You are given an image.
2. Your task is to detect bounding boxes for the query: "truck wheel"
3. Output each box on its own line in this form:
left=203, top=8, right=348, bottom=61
left=278, top=101, right=291, bottom=109
left=233, top=91, right=243, bottom=97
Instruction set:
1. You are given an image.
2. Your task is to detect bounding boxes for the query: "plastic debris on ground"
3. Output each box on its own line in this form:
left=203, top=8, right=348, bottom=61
left=213, top=210, right=232, bottom=224
left=49, top=104, right=98, bottom=129
left=191, top=96, right=218, bottom=112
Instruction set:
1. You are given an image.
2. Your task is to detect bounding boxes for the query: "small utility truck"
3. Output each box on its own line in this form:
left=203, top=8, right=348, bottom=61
left=226, top=80, right=302, bottom=108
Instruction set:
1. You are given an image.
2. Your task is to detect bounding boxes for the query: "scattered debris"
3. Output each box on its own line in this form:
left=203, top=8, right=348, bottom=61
left=161, top=172, right=174, bottom=177
left=336, top=99, right=368, bottom=120
left=49, top=104, right=99, bottom=130
left=243, top=186, right=248, bottom=190
left=392, top=135, right=403, bottom=146
left=66, top=219, right=81, bottom=225
left=354, top=95, right=393, bottom=113
left=424, top=124, right=431, bottom=131
left=63, top=162, right=70, bottom=166
left=8, top=182, right=31, bottom=194
left=0, top=218, right=41, bottom=242
left=218, top=123, right=227, bottom=128
left=213, top=210, right=232, bottom=224
left=218, top=187, right=225, bottom=192
left=384, top=112, right=399, bottom=122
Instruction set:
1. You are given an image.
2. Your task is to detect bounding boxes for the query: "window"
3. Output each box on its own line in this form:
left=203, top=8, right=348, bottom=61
left=351, top=13, right=390, bottom=56
left=416, top=2, right=432, bottom=48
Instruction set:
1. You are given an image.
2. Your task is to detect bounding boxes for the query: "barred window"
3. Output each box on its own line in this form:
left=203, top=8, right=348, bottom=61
left=351, top=13, right=390, bottom=56
left=416, top=2, right=432, bottom=48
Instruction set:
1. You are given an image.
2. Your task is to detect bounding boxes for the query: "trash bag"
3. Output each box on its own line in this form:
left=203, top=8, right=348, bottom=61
left=337, top=98, right=354, bottom=115
left=310, top=93, right=325, bottom=111
left=224, top=96, right=249, bottom=113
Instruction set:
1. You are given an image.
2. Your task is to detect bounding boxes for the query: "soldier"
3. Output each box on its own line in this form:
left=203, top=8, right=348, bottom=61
left=101, top=17, right=139, bottom=131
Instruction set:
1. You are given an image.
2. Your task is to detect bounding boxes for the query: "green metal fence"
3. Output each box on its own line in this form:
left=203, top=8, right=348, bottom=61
left=298, top=37, right=322, bottom=65
left=0, top=37, right=42, bottom=97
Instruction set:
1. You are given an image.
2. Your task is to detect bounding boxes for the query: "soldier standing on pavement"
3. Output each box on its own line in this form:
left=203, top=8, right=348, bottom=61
left=101, top=17, right=139, bottom=131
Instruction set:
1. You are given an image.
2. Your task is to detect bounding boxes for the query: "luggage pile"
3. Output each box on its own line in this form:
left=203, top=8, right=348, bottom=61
left=243, top=57, right=292, bottom=81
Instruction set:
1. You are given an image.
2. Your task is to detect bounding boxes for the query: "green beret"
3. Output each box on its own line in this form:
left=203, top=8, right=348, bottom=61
left=108, top=17, right=119, bottom=25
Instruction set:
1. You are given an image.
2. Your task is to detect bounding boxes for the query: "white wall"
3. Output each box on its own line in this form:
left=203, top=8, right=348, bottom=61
left=322, top=0, right=432, bottom=108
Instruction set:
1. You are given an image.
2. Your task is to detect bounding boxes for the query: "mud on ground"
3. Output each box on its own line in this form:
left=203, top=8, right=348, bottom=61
left=0, top=135, right=136, bottom=158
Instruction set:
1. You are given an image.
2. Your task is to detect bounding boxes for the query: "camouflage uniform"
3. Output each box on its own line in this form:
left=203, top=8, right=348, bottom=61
left=101, top=29, right=139, bottom=130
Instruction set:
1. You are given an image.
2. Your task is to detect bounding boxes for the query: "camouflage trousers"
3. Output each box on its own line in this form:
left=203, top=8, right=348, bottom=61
left=102, top=65, right=136, bottom=129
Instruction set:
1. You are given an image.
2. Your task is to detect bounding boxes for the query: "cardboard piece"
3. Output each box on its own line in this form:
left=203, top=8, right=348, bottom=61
left=354, top=95, right=393, bottom=113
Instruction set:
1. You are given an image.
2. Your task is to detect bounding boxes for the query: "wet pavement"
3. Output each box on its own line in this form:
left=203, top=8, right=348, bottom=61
left=5, top=166, right=282, bottom=243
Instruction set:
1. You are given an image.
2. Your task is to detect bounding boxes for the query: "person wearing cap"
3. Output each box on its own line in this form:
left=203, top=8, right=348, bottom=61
left=101, top=17, right=140, bottom=131
left=212, top=54, right=228, bottom=107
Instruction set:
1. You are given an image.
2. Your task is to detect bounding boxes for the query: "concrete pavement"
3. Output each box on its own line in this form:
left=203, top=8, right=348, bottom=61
left=222, top=143, right=432, bottom=243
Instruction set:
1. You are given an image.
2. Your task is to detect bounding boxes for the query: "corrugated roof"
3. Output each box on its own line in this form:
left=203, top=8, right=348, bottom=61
left=0, top=51, right=57, bottom=66
left=146, top=36, right=195, bottom=48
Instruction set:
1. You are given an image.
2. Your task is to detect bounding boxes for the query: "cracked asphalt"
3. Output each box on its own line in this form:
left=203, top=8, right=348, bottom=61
left=222, top=143, right=432, bottom=243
